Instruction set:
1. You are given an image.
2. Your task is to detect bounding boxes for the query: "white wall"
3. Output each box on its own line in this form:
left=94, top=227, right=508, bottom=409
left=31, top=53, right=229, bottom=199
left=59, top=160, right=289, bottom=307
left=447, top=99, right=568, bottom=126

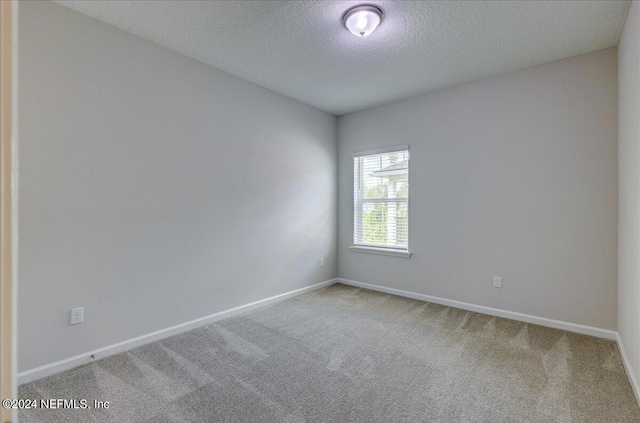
left=18, top=1, right=337, bottom=372
left=618, top=0, right=640, bottom=392
left=338, top=48, right=618, bottom=330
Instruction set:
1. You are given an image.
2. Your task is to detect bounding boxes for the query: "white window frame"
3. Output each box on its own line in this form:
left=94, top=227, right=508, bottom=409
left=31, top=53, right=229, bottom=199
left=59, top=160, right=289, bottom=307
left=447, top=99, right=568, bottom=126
left=350, top=145, right=412, bottom=258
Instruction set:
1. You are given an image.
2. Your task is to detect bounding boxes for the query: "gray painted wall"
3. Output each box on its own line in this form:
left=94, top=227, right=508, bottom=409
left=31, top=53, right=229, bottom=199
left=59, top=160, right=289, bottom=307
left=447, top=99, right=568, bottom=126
left=618, top=0, right=640, bottom=392
left=18, top=1, right=337, bottom=372
left=338, top=48, right=618, bottom=330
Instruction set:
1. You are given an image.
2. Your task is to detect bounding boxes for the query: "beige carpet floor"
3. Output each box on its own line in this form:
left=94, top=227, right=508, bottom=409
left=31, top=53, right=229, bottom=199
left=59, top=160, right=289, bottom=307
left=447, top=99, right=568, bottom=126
left=19, top=283, right=640, bottom=422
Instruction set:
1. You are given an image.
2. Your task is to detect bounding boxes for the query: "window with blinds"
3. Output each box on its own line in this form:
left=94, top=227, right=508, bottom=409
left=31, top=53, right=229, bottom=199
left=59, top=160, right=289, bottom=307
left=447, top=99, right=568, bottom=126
left=353, top=148, right=409, bottom=251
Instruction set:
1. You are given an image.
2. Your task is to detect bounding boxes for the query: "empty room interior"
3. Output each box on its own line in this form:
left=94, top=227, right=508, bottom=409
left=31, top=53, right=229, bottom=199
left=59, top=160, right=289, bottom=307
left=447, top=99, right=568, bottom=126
left=3, top=0, right=640, bottom=421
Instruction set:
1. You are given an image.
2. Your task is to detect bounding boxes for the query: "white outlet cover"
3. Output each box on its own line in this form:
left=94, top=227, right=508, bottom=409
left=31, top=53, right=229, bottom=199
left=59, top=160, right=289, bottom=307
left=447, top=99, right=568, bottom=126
left=493, top=276, right=502, bottom=288
left=319, top=258, right=324, bottom=267
left=70, top=307, right=84, bottom=325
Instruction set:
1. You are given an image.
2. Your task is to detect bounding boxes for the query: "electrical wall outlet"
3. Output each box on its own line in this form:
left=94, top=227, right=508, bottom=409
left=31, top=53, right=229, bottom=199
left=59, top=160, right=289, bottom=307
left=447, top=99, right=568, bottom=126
left=493, top=276, right=502, bottom=289
left=319, top=257, right=325, bottom=267
left=70, top=307, right=84, bottom=325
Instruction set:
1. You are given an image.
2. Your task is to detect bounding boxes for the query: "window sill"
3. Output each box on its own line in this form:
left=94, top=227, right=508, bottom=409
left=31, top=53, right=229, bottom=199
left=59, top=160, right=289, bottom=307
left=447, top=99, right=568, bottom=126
left=349, top=246, right=412, bottom=258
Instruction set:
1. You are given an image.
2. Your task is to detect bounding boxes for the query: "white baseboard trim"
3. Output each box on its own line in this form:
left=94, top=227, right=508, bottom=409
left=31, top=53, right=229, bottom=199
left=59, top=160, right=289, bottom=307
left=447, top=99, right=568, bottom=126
left=18, top=278, right=337, bottom=385
left=336, top=278, right=617, bottom=340
left=616, top=333, right=640, bottom=407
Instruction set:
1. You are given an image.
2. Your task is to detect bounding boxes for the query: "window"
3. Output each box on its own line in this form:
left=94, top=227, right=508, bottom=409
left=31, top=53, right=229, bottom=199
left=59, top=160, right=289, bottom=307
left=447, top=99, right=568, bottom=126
left=352, top=146, right=410, bottom=256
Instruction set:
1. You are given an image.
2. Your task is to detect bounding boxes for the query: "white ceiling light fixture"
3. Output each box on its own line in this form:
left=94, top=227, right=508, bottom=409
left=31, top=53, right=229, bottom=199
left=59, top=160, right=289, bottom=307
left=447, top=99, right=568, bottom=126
left=342, top=4, right=384, bottom=38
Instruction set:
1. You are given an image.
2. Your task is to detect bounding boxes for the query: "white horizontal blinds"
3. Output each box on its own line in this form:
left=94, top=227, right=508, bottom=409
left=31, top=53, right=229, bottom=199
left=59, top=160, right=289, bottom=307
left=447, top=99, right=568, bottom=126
left=354, top=149, right=409, bottom=250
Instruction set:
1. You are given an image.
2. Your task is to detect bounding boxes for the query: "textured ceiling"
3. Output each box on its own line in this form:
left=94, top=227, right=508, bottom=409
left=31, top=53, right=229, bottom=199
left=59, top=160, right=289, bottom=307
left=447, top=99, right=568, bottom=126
left=54, top=1, right=631, bottom=115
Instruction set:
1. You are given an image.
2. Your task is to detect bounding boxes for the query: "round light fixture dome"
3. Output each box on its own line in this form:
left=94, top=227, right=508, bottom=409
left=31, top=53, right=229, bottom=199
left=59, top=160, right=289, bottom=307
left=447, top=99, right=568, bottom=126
left=342, top=4, right=384, bottom=37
